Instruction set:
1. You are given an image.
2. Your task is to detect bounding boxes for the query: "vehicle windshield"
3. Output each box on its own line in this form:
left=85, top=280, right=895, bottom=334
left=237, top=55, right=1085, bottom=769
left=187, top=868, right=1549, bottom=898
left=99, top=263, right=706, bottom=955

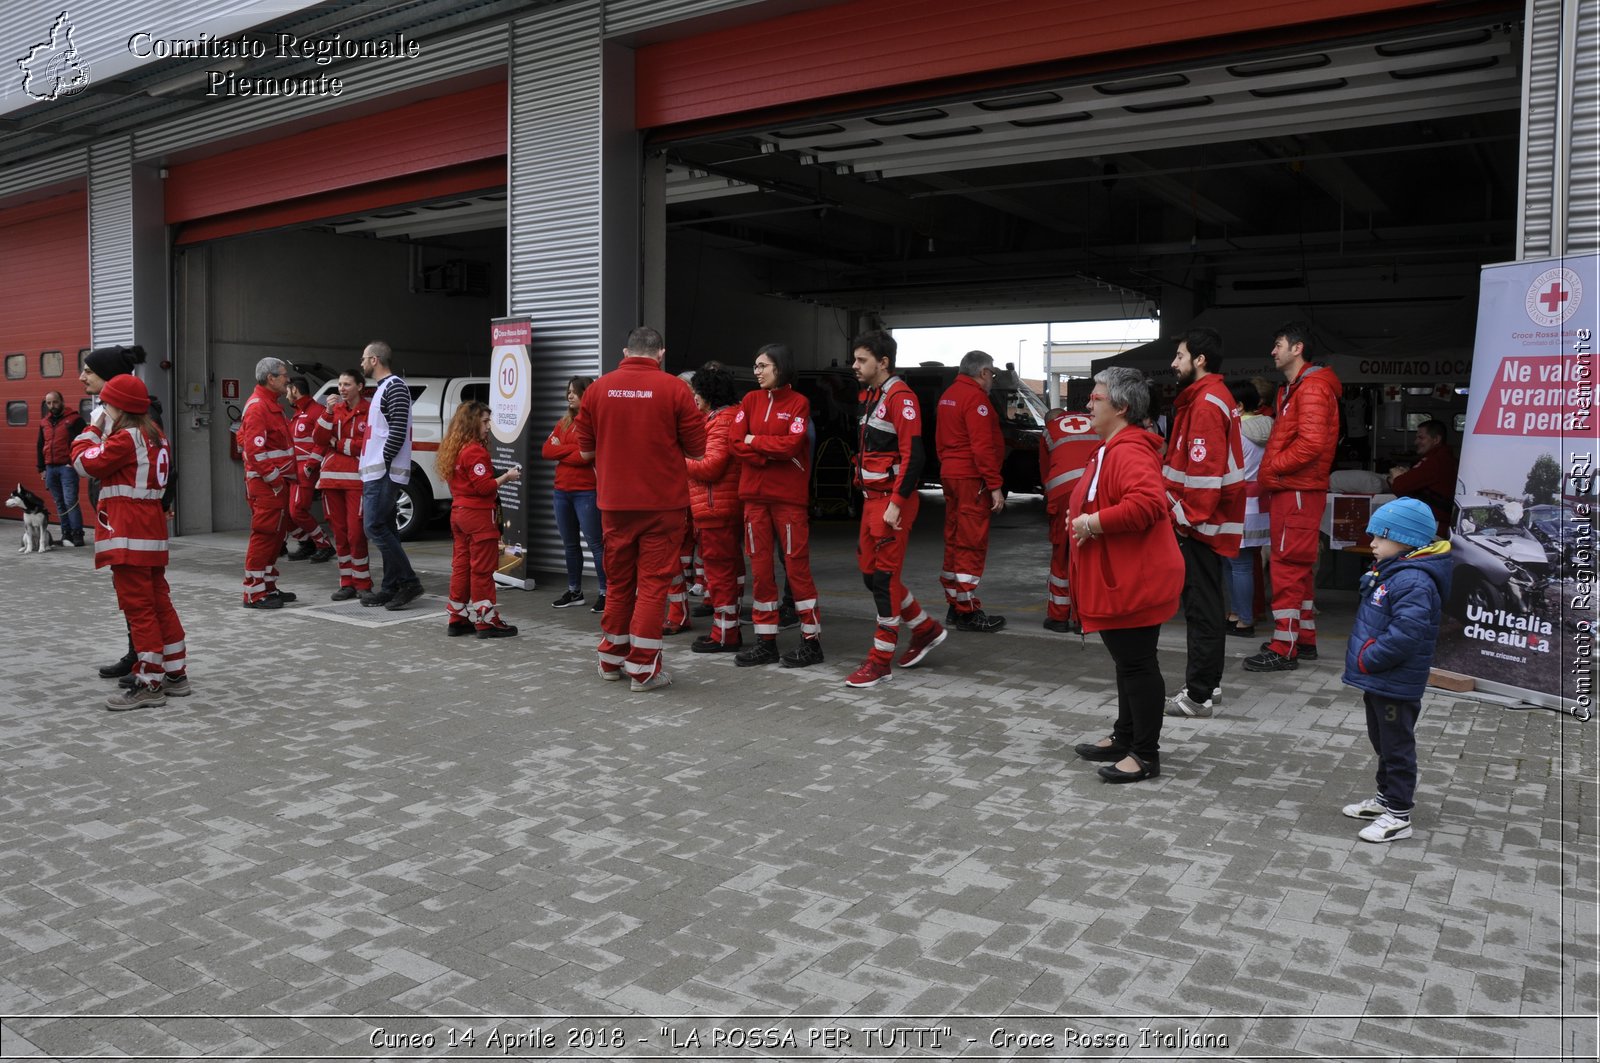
left=991, top=374, right=1047, bottom=428
left=1460, top=504, right=1517, bottom=532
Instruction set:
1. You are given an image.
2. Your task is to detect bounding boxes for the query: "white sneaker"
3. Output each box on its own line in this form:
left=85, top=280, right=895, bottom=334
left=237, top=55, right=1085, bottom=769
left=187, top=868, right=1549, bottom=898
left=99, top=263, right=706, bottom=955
left=1164, top=689, right=1215, bottom=718
left=1358, top=811, right=1413, bottom=843
left=631, top=670, right=672, bottom=692
left=1342, top=796, right=1387, bottom=820
left=598, top=664, right=624, bottom=682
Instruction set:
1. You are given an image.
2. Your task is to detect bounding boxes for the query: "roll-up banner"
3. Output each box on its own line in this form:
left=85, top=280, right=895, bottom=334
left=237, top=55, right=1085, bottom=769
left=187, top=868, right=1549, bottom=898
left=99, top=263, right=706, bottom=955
left=1433, top=255, right=1598, bottom=713
left=490, top=317, right=535, bottom=591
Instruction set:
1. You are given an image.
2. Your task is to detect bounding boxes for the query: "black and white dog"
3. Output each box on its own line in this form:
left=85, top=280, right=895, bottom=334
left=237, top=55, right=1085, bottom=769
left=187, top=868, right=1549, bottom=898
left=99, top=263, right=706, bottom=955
left=6, top=484, right=52, bottom=553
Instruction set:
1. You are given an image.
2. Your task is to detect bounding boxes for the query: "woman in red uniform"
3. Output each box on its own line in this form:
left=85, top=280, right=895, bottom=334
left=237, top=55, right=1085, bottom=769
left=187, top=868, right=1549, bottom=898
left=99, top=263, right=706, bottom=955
left=541, top=376, right=606, bottom=612
left=686, top=365, right=745, bottom=653
left=436, top=401, right=522, bottom=638
left=72, top=375, right=189, bottom=710
left=312, top=368, right=372, bottom=601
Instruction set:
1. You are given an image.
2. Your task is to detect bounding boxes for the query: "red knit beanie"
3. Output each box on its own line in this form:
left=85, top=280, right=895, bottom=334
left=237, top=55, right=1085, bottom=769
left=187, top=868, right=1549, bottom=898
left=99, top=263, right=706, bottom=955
left=99, top=374, right=151, bottom=415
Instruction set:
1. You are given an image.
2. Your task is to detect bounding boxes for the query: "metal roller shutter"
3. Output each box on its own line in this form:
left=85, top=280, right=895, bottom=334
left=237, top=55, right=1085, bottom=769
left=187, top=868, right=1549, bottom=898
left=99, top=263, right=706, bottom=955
left=1519, top=0, right=1598, bottom=257
left=1569, top=0, right=1599, bottom=253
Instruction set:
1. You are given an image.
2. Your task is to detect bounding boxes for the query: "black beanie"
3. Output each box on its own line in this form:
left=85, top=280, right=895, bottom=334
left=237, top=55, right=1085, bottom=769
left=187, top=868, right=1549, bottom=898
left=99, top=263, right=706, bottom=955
left=84, top=344, right=146, bottom=380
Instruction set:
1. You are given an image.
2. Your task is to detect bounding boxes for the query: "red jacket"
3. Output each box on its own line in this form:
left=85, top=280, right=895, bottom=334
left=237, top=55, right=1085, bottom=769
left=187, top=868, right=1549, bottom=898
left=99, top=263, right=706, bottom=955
left=239, top=384, right=296, bottom=491
left=71, top=423, right=169, bottom=568
left=449, top=440, right=500, bottom=511
left=289, top=395, right=327, bottom=480
left=1163, top=373, right=1246, bottom=556
left=1261, top=363, right=1343, bottom=492
left=313, top=398, right=368, bottom=490
left=935, top=374, right=1004, bottom=489
left=38, top=408, right=85, bottom=467
left=731, top=384, right=811, bottom=505
left=574, top=356, right=706, bottom=511
left=1040, top=411, right=1100, bottom=542
left=687, top=406, right=742, bottom=526
left=1066, top=427, right=1183, bottom=633
left=856, top=376, right=924, bottom=502
left=1390, top=444, right=1458, bottom=530
left=541, top=418, right=597, bottom=492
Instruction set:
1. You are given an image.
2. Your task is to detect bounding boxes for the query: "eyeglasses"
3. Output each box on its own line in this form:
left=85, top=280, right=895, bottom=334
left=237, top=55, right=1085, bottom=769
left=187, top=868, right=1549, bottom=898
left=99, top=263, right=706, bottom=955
left=1088, top=392, right=1109, bottom=403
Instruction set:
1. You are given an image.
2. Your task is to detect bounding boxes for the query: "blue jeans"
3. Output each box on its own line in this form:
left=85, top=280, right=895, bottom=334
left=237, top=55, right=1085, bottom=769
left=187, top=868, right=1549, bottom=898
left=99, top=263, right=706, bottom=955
left=43, top=465, right=82, bottom=538
left=553, top=488, right=606, bottom=593
left=362, top=477, right=416, bottom=592
left=1224, top=548, right=1258, bottom=626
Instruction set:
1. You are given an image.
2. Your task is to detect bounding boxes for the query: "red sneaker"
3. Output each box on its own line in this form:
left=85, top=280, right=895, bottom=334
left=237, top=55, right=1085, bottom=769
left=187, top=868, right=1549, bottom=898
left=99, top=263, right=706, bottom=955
left=896, top=622, right=947, bottom=668
left=844, top=659, right=893, bottom=688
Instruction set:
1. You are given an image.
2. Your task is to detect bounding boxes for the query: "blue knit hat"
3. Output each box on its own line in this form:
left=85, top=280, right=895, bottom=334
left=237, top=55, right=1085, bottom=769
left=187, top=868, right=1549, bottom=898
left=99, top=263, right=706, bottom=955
left=1367, top=497, right=1437, bottom=549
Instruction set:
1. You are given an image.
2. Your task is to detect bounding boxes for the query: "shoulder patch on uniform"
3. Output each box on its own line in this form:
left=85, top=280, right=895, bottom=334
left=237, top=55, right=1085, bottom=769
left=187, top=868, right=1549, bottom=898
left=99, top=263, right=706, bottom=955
left=977, top=404, right=988, bottom=416
left=902, top=404, right=916, bottom=420
left=473, top=462, right=487, bottom=477
left=1189, top=438, right=1207, bottom=463
left=254, top=435, right=265, bottom=447
left=789, top=417, right=805, bottom=434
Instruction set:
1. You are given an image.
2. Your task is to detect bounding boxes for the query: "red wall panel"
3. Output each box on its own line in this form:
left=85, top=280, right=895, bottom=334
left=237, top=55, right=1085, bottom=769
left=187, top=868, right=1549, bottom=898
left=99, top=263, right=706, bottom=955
left=165, top=82, right=507, bottom=224
left=636, top=0, right=1446, bottom=128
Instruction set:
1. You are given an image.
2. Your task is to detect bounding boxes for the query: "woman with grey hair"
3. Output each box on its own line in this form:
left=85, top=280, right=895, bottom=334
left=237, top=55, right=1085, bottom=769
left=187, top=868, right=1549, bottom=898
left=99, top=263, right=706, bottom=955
left=1066, top=367, right=1185, bottom=783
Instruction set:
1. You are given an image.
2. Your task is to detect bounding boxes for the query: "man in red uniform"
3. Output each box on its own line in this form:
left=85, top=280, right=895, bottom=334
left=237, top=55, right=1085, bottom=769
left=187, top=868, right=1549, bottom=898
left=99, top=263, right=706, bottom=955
left=1245, top=321, right=1343, bottom=671
left=846, top=329, right=947, bottom=688
left=576, top=327, right=708, bottom=691
left=935, top=350, right=1007, bottom=632
left=284, top=376, right=335, bottom=562
left=313, top=368, right=373, bottom=600
left=1039, top=407, right=1101, bottom=632
left=1162, top=327, right=1245, bottom=717
left=238, top=357, right=299, bottom=609
left=1389, top=419, right=1458, bottom=534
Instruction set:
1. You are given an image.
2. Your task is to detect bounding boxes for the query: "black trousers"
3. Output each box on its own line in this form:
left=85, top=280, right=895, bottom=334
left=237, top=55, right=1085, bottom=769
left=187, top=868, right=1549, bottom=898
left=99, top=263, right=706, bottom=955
left=1179, top=535, right=1226, bottom=701
left=1364, top=692, right=1420, bottom=813
left=1098, top=624, right=1165, bottom=761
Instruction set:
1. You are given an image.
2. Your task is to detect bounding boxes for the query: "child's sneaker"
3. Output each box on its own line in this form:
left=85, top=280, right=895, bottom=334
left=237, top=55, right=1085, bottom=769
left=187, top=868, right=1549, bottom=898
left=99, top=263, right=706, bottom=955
left=1358, top=811, right=1413, bottom=843
left=1341, top=795, right=1387, bottom=820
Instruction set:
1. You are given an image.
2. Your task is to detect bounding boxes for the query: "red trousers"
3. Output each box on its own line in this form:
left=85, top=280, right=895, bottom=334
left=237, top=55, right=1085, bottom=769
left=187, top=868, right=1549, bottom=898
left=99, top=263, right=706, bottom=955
left=243, top=480, right=289, bottom=602
left=112, top=565, right=185, bottom=689
left=859, top=493, right=937, bottom=666
left=1046, top=526, right=1073, bottom=622
left=1266, top=489, right=1326, bottom=656
left=699, top=518, right=743, bottom=647
left=447, top=507, right=502, bottom=627
left=598, top=508, right=686, bottom=682
left=322, top=487, right=372, bottom=590
left=288, top=469, right=331, bottom=548
left=665, top=513, right=697, bottom=629
left=743, top=500, right=819, bottom=639
left=940, top=477, right=992, bottom=613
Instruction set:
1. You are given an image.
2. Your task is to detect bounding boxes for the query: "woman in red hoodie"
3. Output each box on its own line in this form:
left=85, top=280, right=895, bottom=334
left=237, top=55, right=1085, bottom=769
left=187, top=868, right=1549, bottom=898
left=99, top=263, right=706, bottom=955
left=1067, top=367, right=1184, bottom=783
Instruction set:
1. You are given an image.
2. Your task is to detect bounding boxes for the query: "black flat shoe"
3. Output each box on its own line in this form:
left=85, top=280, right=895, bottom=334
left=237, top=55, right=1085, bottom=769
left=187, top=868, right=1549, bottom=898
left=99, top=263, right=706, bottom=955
left=1098, top=753, right=1160, bottom=783
left=1073, top=740, right=1127, bottom=762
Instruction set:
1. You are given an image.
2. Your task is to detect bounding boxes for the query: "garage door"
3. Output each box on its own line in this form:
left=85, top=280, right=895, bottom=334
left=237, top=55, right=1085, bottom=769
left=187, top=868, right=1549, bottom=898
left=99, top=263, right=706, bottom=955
left=0, top=191, right=91, bottom=521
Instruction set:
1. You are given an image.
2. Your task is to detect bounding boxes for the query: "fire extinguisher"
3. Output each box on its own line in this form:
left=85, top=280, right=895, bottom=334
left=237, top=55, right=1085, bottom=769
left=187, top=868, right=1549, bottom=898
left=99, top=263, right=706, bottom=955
left=227, top=403, right=244, bottom=463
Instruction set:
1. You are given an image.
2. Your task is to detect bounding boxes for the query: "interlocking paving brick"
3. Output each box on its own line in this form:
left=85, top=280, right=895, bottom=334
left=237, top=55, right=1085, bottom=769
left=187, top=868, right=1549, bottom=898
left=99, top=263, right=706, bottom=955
left=0, top=518, right=1594, bottom=1060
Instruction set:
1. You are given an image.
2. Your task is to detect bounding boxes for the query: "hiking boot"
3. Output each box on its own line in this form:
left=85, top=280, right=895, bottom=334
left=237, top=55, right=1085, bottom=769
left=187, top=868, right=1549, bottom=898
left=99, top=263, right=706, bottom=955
left=844, top=659, right=892, bottom=688
left=162, top=674, right=193, bottom=698
left=692, top=635, right=739, bottom=654
left=1358, top=811, right=1413, bottom=843
left=1342, top=796, right=1388, bottom=820
left=780, top=638, right=824, bottom=668
left=360, top=589, right=394, bottom=607
left=777, top=603, right=801, bottom=630
left=447, top=619, right=476, bottom=637
left=477, top=622, right=519, bottom=639
left=1259, top=640, right=1317, bottom=661
left=241, top=595, right=283, bottom=610
left=330, top=586, right=359, bottom=602
left=953, top=609, right=1006, bottom=633
left=1242, top=650, right=1298, bottom=672
left=631, top=669, right=672, bottom=692
left=384, top=580, right=424, bottom=610
left=897, top=623, right=947, bottom=668
left=106, top=684, right=166, bottom=711
left=735, top=640, right=780, bottom=667
left=552, top=589, right=585, bottom=609
left=1165, top=690, right=1215, bottom=718
left=309, top=545, right=337, bottom=563
left=99, top=652, right=136, bottom=679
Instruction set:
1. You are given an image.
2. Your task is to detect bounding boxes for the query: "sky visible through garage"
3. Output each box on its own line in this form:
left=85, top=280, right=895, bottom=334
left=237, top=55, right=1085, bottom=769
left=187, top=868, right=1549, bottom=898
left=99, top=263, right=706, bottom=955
left=895, top=318, right=1159, bottom=379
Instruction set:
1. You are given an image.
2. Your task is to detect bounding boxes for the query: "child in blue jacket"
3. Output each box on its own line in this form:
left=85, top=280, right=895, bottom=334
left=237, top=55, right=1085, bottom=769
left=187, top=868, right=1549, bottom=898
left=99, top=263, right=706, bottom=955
left=1341, top=497, right=1453, bottom=842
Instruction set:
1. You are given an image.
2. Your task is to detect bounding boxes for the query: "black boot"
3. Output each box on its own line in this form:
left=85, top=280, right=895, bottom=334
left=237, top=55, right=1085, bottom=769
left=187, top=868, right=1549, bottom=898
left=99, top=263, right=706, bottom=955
left=98, top=651, right=137, bottom=679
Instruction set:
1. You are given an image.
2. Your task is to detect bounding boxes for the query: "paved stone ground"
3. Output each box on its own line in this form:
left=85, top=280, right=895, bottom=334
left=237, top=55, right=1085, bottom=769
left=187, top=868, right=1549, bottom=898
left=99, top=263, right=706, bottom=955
left=0, top=495, right=1594, bottom=1061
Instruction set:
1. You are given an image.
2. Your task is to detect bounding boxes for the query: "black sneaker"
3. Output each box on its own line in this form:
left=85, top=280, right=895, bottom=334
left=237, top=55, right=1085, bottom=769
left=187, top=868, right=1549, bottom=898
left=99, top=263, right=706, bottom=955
left=241, top=596, right=283, bottom=610
left=735, top=639, right=780, bottom=667
left=954, top=610, right=1006, bottom=632
left=1227, top=624, right=1258, bottom=638
left=691, top=602, right=714, bottom=618
left=330, top=586, right=359, bottom=602
left=384, top=581, right=424, bottom=611
left=285, top=542, right=315, bottom=562
left=98, top=652, right=137, bottom=679
left=780, top=638, right=824, bottom=668
left=477, top=623, right=519, bottom=639
left=265, top=589, right=297, bottom=604
left=552, top=589, right=585, bottom=609
left=1258, top=640, right=1317, bottom=660
left=1242, top=650, right=1298, bottom=672
left=590, top=594, right=606, bottom=614
left=447, top=619, right=476, bottom=637
left=360, top=589, right=395, bottom=608
left=692, top=635, right=738, bottom=654
left=309, top=545, right=337, bottom=563
left=945, top=604, right=958, bottom=626
left=777, top=604, right=801, bottom=631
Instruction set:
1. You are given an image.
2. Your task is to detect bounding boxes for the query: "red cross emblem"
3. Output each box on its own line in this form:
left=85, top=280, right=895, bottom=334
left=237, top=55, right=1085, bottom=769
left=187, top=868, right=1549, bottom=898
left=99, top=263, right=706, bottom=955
left=1539, top=282, right=1568, bottom=314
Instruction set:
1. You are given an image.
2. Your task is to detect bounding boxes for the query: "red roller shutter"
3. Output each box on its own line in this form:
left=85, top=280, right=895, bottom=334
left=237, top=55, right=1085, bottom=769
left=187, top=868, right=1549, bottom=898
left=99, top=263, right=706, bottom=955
left=0, top=190, right=90, bottom=520
left=166, top=81, right=507, bottom=241
left=636, top=0, right=1450, bottom=128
